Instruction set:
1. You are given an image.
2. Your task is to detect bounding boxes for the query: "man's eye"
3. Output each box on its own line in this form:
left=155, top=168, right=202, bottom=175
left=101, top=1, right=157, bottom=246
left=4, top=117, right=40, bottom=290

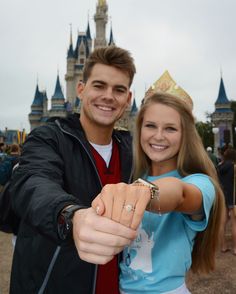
left=115, top=88, right=126, bottom=93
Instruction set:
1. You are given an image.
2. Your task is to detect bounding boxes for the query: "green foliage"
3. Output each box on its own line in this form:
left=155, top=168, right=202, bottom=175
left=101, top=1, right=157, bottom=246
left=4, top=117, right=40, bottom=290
left=195, top=121, right=214, bottom=148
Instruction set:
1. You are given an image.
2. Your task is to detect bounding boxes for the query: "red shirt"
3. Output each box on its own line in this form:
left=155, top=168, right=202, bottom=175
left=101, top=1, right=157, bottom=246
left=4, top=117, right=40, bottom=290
left=90, top=141, right=121, bottom=294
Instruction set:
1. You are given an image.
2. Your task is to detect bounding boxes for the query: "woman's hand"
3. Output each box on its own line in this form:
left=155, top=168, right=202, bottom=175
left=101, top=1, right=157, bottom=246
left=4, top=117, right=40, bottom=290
left=92, top=183, right=151, bottom=230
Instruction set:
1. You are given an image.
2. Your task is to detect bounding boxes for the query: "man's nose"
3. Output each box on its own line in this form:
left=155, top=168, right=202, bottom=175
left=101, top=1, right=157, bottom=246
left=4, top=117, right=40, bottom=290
left=103, top=87, right=115, bottom=99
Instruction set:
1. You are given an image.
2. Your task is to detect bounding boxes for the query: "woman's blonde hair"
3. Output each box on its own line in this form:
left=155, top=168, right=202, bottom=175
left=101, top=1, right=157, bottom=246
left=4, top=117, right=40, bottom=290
left=133, top=92, right=225, bottom=273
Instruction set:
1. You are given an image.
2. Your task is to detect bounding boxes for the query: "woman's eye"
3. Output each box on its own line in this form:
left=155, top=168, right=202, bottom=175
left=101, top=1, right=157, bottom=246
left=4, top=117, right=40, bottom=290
left=166, top=127, right=177, bottom=131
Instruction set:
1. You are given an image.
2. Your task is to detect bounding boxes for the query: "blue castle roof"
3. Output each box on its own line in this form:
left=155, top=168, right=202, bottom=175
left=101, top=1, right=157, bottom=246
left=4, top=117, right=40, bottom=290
left=32, top=84, right=44, bottom=106
left=74, top=34, right=90, bottom=59
left=108, top=27, right=115, bottom=46
left=86, top=22, right=92, bottom=40
left=52, top=75, right=65, bottom=100
left=215, top=77, right=230, bottom=104
left=130, top=98, right=138, bottom=115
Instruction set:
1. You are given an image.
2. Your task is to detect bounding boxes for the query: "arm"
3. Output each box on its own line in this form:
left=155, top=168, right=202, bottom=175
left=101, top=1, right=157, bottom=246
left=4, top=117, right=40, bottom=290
left=10, top=125, right=80, bottom=243
left=92, top=177, right=203, bottom=230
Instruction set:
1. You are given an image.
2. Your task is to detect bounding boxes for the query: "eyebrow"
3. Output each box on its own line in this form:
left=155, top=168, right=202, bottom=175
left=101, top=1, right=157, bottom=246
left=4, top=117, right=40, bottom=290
left=144, top=120, right=179, bottom=127
left=91, top=80, right=128, bottom=91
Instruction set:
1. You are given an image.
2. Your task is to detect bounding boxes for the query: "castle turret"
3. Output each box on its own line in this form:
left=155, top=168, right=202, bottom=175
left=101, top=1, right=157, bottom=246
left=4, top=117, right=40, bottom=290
left=212, top=75, right=234, bottom=148
left=86, top=21, right=92, bottom=52
left=108, top=26, right=115, bottom=46
left=50, top=73, right=66, bottom=118
left=28, top=83, right=44, bottom=130
left=94, top=0, right=108, bottom=48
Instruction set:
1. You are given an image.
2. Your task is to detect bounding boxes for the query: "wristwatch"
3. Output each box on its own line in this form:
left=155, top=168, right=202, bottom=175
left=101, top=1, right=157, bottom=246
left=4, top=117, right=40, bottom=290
left=133, top=178, right=160, bottom=213
left=57, top=205, right=82, bottom=240
left=133, top=178, right=159, bottom=200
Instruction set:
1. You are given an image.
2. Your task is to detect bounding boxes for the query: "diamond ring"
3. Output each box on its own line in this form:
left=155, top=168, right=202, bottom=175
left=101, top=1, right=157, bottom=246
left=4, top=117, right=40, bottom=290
left=123, top=204, right=135, bottom=212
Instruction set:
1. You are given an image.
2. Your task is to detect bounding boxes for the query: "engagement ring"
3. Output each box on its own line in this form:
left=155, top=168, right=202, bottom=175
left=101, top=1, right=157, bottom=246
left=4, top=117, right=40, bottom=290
left=123, top=204, right=135, bottom=212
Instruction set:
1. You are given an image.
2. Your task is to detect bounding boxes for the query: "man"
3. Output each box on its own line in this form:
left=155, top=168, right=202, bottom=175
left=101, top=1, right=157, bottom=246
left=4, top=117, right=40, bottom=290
left=10, top=46, right=137, bottom=294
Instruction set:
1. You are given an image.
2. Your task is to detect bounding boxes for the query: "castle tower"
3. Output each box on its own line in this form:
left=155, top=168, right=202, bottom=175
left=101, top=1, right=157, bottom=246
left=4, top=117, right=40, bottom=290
left=65, top=23, right=93, bottom=107
left=28, top=84, right=44, bottom=130
left=49, top=73, right=66, bottom=118
left=94, top=0, right=108, bottom=48
left=211, top=75, right=234, bottom=148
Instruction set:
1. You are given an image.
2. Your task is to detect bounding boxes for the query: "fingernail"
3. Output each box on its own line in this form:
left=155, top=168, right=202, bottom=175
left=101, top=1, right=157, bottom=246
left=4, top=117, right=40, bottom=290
left=96, top=206, right=100, bottom=214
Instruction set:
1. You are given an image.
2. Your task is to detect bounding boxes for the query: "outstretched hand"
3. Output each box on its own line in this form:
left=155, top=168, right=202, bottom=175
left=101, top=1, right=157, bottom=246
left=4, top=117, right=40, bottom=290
left=92, top=183, right=151, bottom=230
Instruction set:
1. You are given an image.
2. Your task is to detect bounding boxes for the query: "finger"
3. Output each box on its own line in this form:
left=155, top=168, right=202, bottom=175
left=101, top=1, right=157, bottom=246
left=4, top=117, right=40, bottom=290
left=100, top=184, right=114, bottom=219
left=112, top=195, right=125, bottom=223
left=77, top=251, right=115, bottom=265
left=92, top=194, right=105, bottom=215
left=130, top=186, right=150, bottom=230
left=74, top=208, right=137, bottom=241
left=76, top=239, right=124, bottom=256
left=130, top=201, right=147, bottom=230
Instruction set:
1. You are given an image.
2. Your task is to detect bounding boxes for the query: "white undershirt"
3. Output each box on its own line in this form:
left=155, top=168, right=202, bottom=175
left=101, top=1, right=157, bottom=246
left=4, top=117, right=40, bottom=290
left=90, top=140, right=113, bottom=167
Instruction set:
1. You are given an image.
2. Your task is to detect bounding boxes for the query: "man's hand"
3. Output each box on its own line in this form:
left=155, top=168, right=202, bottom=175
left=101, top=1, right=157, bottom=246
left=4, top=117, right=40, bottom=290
left=73, top=207, right=137, bottom=264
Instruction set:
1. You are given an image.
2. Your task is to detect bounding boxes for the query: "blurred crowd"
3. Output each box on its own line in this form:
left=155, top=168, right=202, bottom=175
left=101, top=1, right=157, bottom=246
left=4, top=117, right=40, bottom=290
left=0, top=143, right=21, bottom=189
left=207, top=144, right=236, bottom=256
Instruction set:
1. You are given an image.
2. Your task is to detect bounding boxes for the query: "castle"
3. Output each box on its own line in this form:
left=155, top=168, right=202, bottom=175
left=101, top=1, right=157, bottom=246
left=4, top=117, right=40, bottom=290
left=28, top=0, right=138, bottom=132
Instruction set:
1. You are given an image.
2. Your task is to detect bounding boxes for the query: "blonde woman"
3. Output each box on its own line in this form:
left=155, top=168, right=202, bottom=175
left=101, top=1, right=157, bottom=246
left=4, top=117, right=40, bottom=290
left=93, top=92, right=224, bottom=294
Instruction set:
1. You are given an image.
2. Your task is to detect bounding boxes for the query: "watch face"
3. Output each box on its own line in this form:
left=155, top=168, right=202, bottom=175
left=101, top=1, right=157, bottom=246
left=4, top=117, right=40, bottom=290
left=58, top=214, right=72, bottom=240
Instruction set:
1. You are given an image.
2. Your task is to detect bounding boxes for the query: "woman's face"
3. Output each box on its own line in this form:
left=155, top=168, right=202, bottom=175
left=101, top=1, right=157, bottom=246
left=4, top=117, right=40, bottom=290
left=140, top=103, right=182, bottom=175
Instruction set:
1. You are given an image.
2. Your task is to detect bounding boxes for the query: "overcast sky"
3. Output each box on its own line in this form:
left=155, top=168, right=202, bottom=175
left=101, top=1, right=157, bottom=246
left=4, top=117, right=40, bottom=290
left=1, top=0, right=236, bottom=132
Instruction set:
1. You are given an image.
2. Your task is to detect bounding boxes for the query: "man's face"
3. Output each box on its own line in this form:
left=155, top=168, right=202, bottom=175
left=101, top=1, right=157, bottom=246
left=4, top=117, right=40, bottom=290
left=78, top=63, right=132, bottom=130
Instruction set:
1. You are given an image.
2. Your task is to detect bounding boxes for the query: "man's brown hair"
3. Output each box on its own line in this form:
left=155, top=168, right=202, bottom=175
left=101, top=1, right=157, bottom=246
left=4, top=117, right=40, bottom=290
left=83, top=46, right=136, bottom=86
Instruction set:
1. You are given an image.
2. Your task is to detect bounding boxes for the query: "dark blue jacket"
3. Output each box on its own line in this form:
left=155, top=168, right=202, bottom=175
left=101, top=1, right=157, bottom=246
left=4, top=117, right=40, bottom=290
left=10, top=114, right=133, bottom=294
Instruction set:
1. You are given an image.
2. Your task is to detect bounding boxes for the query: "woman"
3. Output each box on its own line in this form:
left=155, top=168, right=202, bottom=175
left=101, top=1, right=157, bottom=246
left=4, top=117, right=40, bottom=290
left=217, top=147, right=236, bottom=255
left=93, top=92, right=224, bottom=293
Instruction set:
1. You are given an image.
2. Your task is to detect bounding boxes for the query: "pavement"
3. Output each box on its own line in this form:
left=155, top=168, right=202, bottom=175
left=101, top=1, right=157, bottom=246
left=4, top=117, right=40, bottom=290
left=0, top=230, right=235, bottom=294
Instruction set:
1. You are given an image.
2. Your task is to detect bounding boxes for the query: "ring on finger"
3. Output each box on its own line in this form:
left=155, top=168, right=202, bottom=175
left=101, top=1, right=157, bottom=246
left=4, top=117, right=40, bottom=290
left=123, top=204, right=135, bottom=213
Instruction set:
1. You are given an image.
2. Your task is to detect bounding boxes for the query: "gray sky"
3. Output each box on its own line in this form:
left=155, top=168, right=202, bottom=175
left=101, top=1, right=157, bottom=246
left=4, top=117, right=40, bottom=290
left=1, top=0, right=236, bottom=132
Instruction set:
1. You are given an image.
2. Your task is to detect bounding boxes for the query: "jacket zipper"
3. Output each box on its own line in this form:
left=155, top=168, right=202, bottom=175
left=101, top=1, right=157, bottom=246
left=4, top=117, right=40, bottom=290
left=56, top=120, right=133, bottom=293
left=56, top=120, right=101, bottom=294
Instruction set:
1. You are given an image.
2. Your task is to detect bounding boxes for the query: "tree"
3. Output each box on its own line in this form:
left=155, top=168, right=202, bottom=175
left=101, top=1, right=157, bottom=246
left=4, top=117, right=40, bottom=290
left=195, top=121, right=214, bottom=148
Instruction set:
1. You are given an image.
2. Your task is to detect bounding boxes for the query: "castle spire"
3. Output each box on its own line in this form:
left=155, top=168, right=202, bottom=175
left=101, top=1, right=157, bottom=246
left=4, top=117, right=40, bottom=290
left=215, top=76, right=230, bottom=105
left=108, top=25, right=115, bottom=46
left=52, top=73, right=65, bottom=100
left=67, top=24, right=74, bottom=58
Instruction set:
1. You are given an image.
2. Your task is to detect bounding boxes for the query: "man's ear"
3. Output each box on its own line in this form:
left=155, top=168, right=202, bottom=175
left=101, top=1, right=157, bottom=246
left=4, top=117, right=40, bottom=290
left=77, top=82, right=84, bottom=99
left=127, top=91, right=132, bottom=106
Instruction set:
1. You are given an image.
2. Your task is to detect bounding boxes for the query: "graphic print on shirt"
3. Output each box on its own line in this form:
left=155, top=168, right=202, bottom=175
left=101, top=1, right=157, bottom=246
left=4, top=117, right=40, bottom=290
left=128, top=226, right=154, bottom=273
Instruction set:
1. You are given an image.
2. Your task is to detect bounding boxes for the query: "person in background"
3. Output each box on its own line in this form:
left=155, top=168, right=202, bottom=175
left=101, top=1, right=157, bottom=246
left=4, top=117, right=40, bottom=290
left=93, top=92, right=224, bottom=294
left=9, top=46, right=137, bottom=294
left=206, top=146, right=219, bottom=167
left=217, top=148, right=236, bottom=255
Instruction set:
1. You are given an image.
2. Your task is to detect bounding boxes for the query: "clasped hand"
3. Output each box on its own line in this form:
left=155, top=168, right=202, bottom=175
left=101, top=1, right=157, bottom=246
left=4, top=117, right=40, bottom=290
left=92, top=182, right=151, bottom=230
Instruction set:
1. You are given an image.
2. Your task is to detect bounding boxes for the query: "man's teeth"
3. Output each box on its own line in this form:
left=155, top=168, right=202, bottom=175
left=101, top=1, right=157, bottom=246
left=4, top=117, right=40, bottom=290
left=98, top=106, right=113, bottom=111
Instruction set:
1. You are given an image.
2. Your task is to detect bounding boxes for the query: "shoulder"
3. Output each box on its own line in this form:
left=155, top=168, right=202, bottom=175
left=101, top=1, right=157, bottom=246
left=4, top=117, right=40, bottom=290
left=182, top=173, right=215, bottom=205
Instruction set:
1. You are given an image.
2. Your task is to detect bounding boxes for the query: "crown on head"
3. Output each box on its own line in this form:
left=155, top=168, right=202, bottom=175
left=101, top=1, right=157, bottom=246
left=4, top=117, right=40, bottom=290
left=145, top=70, right=193, bottom=109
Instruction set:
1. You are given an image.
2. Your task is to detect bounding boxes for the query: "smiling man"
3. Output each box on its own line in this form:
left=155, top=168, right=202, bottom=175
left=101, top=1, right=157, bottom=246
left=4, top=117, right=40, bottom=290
left=9, top=46, right=136, bottom=294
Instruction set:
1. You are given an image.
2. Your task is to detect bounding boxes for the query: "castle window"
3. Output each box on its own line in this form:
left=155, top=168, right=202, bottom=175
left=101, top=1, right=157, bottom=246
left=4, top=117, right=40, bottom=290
left=80, top=58, right=84, bottom=64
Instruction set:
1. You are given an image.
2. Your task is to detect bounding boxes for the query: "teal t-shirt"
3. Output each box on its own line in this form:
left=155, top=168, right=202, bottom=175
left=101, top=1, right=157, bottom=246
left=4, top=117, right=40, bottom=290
left=120, top=170, right=215, bottom=294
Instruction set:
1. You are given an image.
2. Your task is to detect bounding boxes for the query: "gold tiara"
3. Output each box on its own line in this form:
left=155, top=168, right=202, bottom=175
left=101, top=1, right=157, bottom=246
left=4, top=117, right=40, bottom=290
left=145, top=70, right=193, bottom=109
